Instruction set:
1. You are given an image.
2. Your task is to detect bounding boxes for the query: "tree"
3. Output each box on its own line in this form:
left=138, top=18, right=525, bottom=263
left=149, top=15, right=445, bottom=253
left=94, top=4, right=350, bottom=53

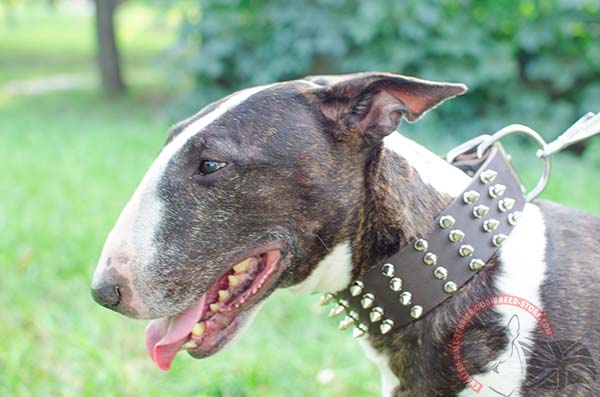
left=94, top=0, right=125, bottom=95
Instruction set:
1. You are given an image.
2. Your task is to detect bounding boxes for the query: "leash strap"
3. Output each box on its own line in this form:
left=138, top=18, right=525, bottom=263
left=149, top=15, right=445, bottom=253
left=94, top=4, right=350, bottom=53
left=323, top=143, right=526, bottom=336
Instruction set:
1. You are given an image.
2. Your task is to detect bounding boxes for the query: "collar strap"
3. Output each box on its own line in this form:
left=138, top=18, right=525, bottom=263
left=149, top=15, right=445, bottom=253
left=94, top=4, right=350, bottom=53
left=323, top=143, right=526, bottom=337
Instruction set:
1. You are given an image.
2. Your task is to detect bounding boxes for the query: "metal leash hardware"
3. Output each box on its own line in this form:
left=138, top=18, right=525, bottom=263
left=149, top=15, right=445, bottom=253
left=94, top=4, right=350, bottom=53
left=447, top=112, right=600, bottom=202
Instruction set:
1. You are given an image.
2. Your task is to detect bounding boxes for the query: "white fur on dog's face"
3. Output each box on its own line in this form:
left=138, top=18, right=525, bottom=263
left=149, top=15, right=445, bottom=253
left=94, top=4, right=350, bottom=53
left=92, top=84, right=275, bottom=317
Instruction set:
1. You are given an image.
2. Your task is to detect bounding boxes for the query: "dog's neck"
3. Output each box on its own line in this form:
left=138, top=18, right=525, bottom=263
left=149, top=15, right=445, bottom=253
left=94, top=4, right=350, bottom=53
left=290, top=133, right=469, bottom=295
left=354, top=133, right=536, bottom=397
left=294, top=132, right=515, bottom=396
left=353, top=133, right=462, bottom=278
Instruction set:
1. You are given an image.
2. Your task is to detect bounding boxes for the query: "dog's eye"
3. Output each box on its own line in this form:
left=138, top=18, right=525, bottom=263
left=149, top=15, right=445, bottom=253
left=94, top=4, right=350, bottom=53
left=198, top=159, right=227, bottom=175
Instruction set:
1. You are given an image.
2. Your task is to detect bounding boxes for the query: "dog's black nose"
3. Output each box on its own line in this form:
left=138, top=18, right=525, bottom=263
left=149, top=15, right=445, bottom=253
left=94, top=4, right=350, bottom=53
left=91, top=283, right=121, bottom=308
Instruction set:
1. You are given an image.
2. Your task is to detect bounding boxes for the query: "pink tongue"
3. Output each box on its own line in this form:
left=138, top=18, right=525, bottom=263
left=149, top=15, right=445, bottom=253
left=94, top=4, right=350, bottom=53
left=144, top=295, right=206, bottom=371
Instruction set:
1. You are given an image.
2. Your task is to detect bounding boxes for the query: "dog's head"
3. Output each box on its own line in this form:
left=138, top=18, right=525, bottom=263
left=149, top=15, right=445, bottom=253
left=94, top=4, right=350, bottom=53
left=91, top=72, right=466, bottom=370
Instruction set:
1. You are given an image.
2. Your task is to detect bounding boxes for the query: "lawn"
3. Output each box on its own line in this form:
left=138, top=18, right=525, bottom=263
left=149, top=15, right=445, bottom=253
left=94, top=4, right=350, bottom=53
left=1, top=4, right=599, bottom=397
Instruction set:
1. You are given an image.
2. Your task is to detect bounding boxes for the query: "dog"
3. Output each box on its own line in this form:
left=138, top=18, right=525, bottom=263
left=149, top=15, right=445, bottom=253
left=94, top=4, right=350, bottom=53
left=92, top=72, right=600, bottom=396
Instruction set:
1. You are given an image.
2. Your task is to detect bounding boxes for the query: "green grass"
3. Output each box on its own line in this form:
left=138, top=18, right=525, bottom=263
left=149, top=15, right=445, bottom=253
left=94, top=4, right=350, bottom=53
left=1, top=4, right=600, bottom=397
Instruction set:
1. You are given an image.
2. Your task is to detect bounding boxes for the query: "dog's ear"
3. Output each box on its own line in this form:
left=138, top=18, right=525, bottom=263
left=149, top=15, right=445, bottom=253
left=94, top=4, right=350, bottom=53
left=305, top=72, right=466, bottom=143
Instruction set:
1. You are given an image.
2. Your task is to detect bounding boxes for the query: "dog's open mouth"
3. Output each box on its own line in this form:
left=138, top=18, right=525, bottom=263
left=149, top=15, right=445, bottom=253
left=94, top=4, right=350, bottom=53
left=144, top=249, right=284, bottom=371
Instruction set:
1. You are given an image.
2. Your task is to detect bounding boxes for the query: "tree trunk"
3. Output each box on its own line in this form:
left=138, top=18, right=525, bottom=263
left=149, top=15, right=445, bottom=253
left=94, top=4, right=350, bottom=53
left=94, top=0, right=125, bottom=95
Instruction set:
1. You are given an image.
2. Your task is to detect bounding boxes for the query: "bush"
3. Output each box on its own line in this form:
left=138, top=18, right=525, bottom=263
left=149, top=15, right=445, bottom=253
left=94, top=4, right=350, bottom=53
left=166, top=0, right=600, bottom=143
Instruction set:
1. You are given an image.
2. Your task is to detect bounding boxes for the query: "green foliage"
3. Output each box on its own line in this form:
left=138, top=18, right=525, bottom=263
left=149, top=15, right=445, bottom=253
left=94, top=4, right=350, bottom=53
left=168, top=0, right=600, bottom=142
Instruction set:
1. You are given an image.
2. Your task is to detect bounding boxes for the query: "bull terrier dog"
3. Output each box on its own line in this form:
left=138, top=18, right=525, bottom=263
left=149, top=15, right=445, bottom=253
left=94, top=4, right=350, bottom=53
left=92, top=72, right=600, bottom=396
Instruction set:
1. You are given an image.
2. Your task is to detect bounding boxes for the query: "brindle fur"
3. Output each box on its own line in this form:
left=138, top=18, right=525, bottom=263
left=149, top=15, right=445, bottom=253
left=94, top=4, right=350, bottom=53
left=95, top=72, right=600, bottom=396
left=109, top=73, right=465, bottom=319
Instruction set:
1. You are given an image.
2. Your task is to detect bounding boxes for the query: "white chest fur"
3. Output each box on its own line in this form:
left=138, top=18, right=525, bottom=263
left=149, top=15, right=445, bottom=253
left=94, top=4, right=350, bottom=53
left=458, top=203, right=547, bottom=397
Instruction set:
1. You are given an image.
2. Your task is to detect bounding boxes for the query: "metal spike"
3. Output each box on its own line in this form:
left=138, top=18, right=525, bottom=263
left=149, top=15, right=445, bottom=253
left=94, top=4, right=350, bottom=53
left=449, top=229, right=465, bottom=242
left=498, top=198, right=515, bottom=212
left=399, top=291, right=412, bottom=306
left=339, top=310, right=359, bottom=329
left=483, top=219, right=500, bottom=232
left=480, top=169, right=498, bottom=184
left=389, top=277, right=402, bottom=292
left=459, top=244, right=474, bottom=257
left=353, top=323, right=369, bottom=338
left=410, top=305, right=423, bottom=319
left=338, top=316, right=355, bottom=330
left=380, top=319, right=394, bottom=334
left=328, top=299, right=348, bottom=317
left=433, top=266, right=448, bottom=280
left=349, top=280, right=364, bottom=297
left=463, top=190, right=481, bottom=204
left=444, top=281, right=458, bottom=294
left=508, top=211, right=522, bottom=226
left=492, top=233, right=508, bottom=247
left=369, top=307, right=384, bottom=323
left=439, top=215, right=456, bottom=229
left=320, top=293, right=335, bottom=306
left=329, top=304, right=345, bottom=317
left=361, top=293, right=375, bottom=309
left=472, top=204, right=490, bottom=218
left=413, top=238, right=428, bottom=252
left=489, top=184, right=507, bottom=198
left=469, top=258, right=485, bottom=271
left=423, top=252, right=437, bottom=266
left=381, top=263, right=395, bottom=277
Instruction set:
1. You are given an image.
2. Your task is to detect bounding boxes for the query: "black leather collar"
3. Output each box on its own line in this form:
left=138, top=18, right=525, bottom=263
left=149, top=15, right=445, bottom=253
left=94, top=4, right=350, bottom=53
left=321, top=143, right=526, bottom=337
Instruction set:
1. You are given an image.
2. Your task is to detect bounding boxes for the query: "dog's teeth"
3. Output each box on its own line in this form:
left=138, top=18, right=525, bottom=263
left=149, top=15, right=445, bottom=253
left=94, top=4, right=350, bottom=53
left=182, top=341, right=197, bottom=350
left=210, top=303, right=220, bottom=312
left=218, top=290, right=230, bottom=302
left=233, top=258, right=251, bottom=273
left=192, top=322, right=206, bottom=337
left=228, top=275, right=241, bottom=286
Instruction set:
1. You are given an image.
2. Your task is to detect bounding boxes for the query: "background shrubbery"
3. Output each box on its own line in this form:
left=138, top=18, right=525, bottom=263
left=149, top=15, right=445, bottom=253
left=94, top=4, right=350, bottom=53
left=167, top=0, right=600, bottom=140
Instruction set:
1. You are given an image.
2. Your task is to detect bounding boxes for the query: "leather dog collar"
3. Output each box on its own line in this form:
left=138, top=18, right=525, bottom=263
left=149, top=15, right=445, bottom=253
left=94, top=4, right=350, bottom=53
left=322, top=142, right=526, bottom=337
